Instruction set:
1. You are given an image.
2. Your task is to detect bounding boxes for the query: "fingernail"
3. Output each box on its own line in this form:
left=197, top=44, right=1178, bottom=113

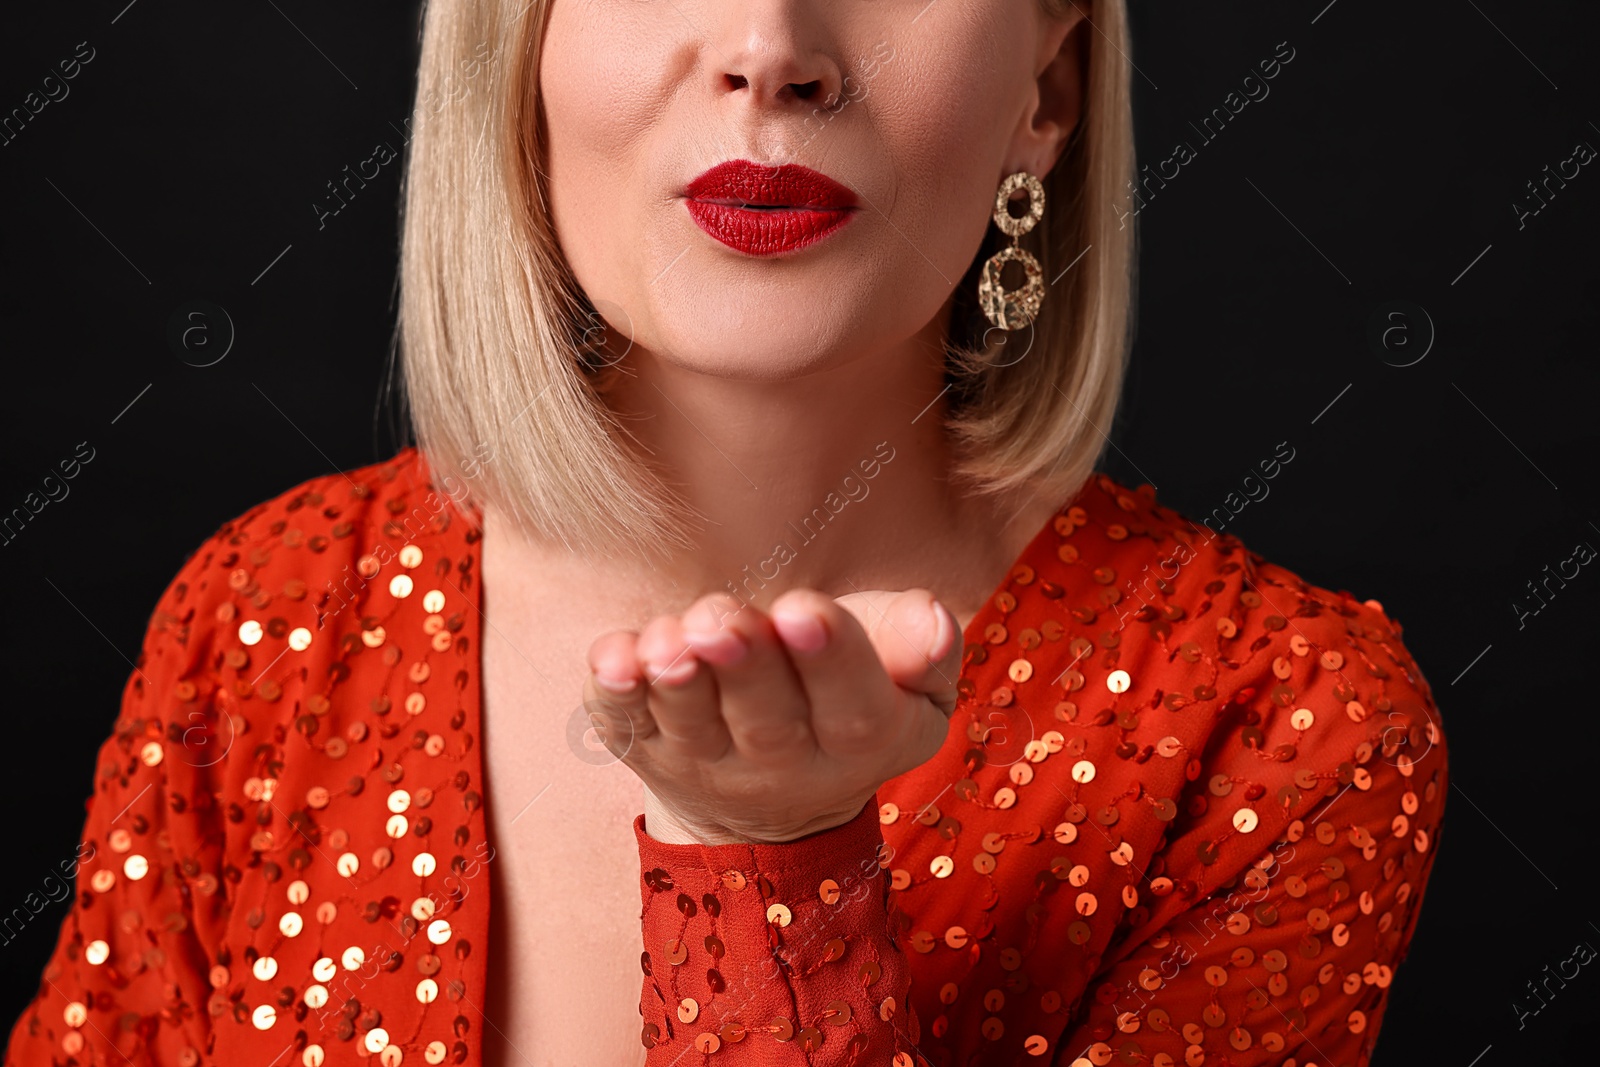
left=681, top=627, right=748, bottom=666
left=926, top=601, right=955, bottom=661
left=646, top=654, right=699, bottom=686
left=594, top=671, right=638, bottom=694
left=772, top=609, right=828, bottom=654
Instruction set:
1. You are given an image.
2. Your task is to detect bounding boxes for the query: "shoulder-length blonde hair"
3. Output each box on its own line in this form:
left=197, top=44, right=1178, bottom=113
left=391, top=0, right=1135, bottom=557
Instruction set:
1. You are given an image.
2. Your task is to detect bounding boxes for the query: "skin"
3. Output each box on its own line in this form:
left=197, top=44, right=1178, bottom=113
left=479, top=1, right=1090, bottom=1062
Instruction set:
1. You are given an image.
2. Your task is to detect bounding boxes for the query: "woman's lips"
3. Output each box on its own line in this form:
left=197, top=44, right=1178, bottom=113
left=684, top=160, right=859, bottom=256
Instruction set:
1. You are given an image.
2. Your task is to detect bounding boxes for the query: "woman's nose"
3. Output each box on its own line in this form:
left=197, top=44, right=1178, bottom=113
left=705, top=0, right=845, bottom=110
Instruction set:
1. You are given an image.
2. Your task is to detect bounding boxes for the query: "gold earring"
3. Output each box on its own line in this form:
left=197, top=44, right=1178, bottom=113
left=977, top=171, right=1046, bottom=331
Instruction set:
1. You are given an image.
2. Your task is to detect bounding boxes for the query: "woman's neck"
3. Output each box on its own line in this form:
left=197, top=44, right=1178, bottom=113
left=484, top=322, right=1060, bottom=630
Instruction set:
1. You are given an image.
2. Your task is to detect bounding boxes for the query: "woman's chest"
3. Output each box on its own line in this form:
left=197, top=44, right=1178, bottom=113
left=475, top=613, right=653, bottom=1066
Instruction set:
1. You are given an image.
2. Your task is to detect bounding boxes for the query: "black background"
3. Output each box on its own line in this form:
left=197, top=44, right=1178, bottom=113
left=2, top=1, right=1596, bottom=1062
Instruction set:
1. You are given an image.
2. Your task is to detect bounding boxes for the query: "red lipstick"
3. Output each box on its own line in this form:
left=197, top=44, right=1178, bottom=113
left=684, top=160, right=859, bottom=256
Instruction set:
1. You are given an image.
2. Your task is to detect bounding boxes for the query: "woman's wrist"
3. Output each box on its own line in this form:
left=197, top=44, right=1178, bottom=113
left=639, top=787, right=737, bottom=844
left=640, top=784, right=863, bottom=845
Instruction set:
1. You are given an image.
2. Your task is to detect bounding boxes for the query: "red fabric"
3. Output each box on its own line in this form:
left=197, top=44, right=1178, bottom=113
left=4, top=447, right=1449, bottom=1067
left=632, top=798, right=915, bottom=1063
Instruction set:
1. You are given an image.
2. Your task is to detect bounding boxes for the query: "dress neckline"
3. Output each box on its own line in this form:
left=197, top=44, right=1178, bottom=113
left=413, top=443, right=1101, bottom=1062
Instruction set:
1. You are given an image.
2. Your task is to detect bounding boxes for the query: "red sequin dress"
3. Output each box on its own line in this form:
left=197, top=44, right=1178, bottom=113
left=4, top=446, right=1448, bottom=1067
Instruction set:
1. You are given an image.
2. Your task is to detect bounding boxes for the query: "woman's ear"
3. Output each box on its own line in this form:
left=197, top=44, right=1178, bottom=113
left=1004, top=3, right=1091, bottom=179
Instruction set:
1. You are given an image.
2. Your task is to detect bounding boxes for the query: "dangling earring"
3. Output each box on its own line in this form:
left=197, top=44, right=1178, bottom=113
left=977, top=171, right=1046, bottom=331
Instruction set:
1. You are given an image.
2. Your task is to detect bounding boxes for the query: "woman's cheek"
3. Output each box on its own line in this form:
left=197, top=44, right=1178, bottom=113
left=866, top=44, right=1018, bottom=259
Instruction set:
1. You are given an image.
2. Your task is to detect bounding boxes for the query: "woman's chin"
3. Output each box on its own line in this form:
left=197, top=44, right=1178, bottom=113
left=618, top=308, right=839, bottom=380
left=644, top=336, right=846, bottom=383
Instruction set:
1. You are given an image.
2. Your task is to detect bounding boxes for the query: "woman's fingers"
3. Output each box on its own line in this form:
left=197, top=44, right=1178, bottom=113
left=679, top=593, right=812, bottom=760
left=840, top=588, right=962, bottom=715
left=582, top=628, right=655, bottom=758
left=768, top=589, right=902, bottom=754
left=634, top=614, right=731, bottom=758
left=587, top=588, right=959, bottom=787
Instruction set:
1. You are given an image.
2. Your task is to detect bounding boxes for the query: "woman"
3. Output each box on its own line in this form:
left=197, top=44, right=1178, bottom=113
left=4, top=0, right=1448, bottom=1064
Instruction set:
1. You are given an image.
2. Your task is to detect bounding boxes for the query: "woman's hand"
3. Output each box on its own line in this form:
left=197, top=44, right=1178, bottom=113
left=582, top=588, right=963, bottom=845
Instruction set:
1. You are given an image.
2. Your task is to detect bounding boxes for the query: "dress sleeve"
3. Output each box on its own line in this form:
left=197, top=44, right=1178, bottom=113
left=4, top=532, right=233, bottom=1066
left=1051, top=598, right=1450, bottom=1067
left=632, top=794, right=923, bottom=1065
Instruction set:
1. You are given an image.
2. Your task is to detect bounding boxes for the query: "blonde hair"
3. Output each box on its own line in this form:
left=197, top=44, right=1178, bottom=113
left=392, top=0, right=1136, bottom=556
